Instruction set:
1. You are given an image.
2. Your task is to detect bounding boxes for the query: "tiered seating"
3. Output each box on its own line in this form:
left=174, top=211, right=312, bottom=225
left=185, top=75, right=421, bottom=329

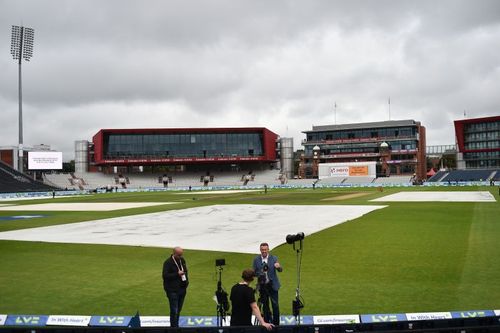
left=441, top=169, right=495, bottom=182
left=342, top=176, right=375, bottom=184
left=210, top=172, right=244, bottom=186
left=127, top=174, right=166, bottom=188
left=373, top=176, right=412, bottom=184
left=43, top=173, right=79, bottom=190
left=427, top=171, right=448, bottom=182
left=49, top=169, right=406, bottom=189
left=73, top=172, right=117, bottom=189
left=318, top=177, right=346, bottom=184
left=170, top=173, right=201, bottom=187
left=127, top=172, right=207, bottom=188
left=64, top=168, right=500, bottom=189
left=0, top=162, right=58, bottom=193
left=286, top=178, right=315, bottom=186
left=250, top=170, right=282, bottom=185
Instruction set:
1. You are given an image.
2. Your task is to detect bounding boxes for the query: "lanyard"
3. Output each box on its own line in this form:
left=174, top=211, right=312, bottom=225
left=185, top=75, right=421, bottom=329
left=172, top=255, right=184, bottom=272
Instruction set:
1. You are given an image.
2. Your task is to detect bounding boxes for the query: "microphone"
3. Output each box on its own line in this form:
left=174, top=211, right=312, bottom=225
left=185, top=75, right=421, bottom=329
left=262, top=261, right=269, bottom=272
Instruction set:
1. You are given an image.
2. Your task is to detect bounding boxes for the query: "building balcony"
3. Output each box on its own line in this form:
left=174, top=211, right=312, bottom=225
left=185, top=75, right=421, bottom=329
left=302, top=135, right=417, bottom=146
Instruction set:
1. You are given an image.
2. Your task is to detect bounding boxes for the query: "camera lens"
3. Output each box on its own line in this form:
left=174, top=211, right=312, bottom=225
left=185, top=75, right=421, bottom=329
left=286, top=232, right=305, bottom=244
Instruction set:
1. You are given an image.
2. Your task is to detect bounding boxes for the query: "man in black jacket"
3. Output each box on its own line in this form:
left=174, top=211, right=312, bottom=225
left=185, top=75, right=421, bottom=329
left=162, top=247, right=189, bottom=327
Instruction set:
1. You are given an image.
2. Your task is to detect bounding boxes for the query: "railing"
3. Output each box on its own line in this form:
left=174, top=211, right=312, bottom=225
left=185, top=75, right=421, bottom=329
left=303, top=135, right=417, bottom=145
left=426, top=145, right=457, bottom=154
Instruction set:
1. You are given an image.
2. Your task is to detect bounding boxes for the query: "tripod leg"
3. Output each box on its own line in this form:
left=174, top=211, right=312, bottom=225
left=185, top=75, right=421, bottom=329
left=260, top=287, right=272, bottom=323
left=254, top=293, right=265, bottom=325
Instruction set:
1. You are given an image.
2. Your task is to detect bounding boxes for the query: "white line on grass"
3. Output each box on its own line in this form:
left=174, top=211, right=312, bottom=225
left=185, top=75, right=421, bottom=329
left=176, top=190, right=261, bottom=195
left=0, top=202, right=176, bottom=211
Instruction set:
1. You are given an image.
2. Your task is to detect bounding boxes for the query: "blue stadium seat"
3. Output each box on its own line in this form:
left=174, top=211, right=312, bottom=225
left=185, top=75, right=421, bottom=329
left=441, top=169, right=496, bottom=182
left=427, top=171, right=447, bottom=182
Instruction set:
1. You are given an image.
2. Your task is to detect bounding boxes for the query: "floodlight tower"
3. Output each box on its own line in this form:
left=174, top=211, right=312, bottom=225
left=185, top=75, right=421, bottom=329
left=10, top=25, right=35, bottom=173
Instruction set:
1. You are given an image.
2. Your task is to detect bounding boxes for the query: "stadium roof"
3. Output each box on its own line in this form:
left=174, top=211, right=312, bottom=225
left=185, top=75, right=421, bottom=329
left=94, top=127, right=277, bottom=135
left=303, top=120, right=421, bottom=133
left=454, top=115, right=500, bottom=125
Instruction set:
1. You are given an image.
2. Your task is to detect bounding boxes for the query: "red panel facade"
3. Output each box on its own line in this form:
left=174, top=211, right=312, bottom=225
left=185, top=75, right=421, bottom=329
left=454, top=115, right=500, bottom=153
left=92, top=130, right=104, bottom=164
left=0, top=149, right=14, bottom=168
left=417, top=124, right=426, bottom=180
left=92, top=127, right=278, bottom=166
left=262, top=128, right=278, bottom=161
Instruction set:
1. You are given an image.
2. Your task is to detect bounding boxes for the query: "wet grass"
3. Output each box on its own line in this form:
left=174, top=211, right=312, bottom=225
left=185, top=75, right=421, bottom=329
left=0, top=186, right=498, bottom=315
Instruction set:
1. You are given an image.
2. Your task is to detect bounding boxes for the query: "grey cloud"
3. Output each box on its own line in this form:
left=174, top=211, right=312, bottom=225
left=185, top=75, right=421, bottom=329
left=1, top=0, right=499, bottom=160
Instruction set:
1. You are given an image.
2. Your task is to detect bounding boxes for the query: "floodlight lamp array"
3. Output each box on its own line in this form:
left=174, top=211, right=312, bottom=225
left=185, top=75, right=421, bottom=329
left=10, top=25, right=34, bottom=61
left=22, top=28, right=34, bottom=61
left=10, top=26, right=21, bottom=60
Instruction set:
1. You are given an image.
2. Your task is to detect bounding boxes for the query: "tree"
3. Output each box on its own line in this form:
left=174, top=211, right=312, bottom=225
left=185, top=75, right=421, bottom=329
left=62, top=160, right=75, bottom=173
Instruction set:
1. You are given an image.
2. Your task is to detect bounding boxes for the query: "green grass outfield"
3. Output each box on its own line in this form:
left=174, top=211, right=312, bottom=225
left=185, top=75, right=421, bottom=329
left=0, top=186, right=499, bottom=316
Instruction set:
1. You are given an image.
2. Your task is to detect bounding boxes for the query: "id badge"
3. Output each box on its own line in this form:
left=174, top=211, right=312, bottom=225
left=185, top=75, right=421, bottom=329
left=181, top=274, right=187, bottom=281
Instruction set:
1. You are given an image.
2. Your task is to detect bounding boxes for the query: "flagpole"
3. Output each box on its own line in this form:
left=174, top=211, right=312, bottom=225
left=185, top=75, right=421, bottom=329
left=388, top=97, right=391, bottom=120
left=334, top=102, right=337, bottom=124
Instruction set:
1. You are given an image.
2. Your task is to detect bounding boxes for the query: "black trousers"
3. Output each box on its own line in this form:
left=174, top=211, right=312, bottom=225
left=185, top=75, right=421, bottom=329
left=166, top=288, right=187, bottom=327
left=259, top=284, right=280, bottom=325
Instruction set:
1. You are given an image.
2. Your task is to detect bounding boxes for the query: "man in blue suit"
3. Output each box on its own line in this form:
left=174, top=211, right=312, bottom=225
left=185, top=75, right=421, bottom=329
left=252, top=242, right=283, bottom=325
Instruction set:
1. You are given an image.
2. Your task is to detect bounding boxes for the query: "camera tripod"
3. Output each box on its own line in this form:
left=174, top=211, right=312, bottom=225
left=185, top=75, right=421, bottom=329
left=215, top=265, right=229, bottom=326
left=254, top=281, right=271, bottom=325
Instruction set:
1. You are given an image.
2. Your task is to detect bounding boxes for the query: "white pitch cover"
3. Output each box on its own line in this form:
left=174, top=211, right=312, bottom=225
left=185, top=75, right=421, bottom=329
left=0, top=315, right=7, bottom=326
left=405, top=312, right=452, bottom=321
left=46, top=315, right=91, bottom=326
left=313, top=315, right=360, bottom=324
left=139, top=316, right=170, bottom=327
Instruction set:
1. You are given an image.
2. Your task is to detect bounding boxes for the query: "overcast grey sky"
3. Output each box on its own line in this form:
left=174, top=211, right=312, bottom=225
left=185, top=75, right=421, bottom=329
left=1, top=0, right=499, bottom=160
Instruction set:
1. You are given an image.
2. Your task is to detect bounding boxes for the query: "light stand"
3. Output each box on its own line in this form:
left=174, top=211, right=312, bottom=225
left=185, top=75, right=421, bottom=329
left=286, top=232, right=305, bottom=325
left=11, top=25, right=34, bottom=173
left=215, top=262, right=229, bottom=327
left=292, top=239, right=304, bottom=324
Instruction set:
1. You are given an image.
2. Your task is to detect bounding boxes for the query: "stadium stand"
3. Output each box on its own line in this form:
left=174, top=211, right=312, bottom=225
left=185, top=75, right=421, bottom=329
left=43, top=173, right=79, bottom=190
left=441, top=169, right=496, bottom=182
left=317, top=177, right=346, bottom=185
left=0, top=161, right=58, bottom=193
left=43, top=168, right=497, bottom=191
left=373, top=175, right=413, bottom=184
left=286, top=178, right=314, bottom=186
left=73, top=172, right=117, bottom=190
left=135, top=174, right=170, bottom=188
left=342, top=176, right=375, bottom=184
left=427, top=170, right=448, bottom=182
left=211, top=172, right=247, bottom=186
left=61, top=170, right=285, bottom=189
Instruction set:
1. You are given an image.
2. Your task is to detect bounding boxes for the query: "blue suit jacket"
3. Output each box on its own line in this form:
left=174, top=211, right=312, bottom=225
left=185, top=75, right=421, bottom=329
left=253, top=254, right=282, bottom=291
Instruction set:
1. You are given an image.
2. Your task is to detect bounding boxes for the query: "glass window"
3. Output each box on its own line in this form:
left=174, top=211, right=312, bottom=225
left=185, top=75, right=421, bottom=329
left=103, top=131, right=268, bottom=158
